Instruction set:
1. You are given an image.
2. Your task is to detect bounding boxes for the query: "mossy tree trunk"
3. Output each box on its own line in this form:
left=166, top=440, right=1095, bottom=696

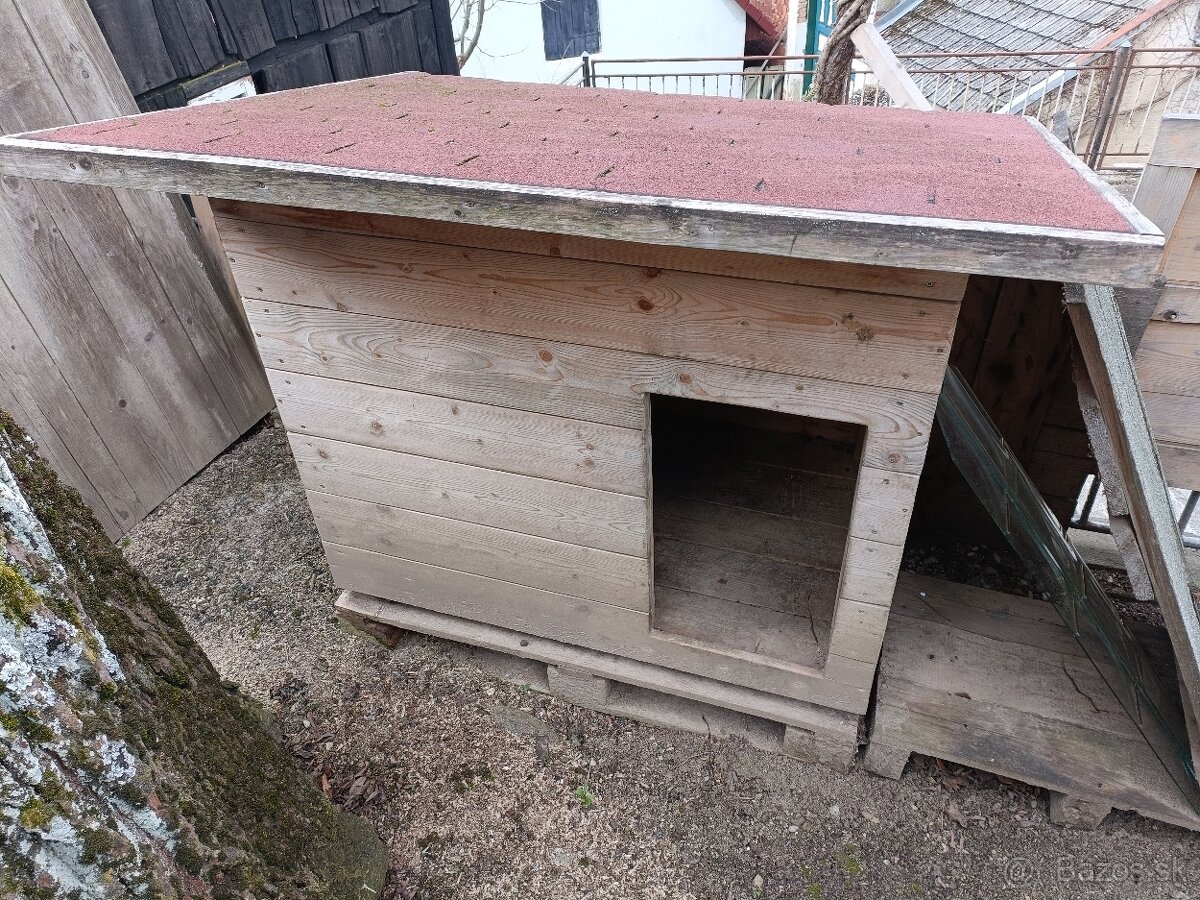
left=0, top=409, right=387, bottom=899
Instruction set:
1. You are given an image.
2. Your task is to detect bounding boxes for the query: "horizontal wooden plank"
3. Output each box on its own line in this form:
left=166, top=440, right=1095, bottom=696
left=890, top=573, right=1084, bottom=657
left=655, top=451, right=855, bottom=527
left=1144, top=391, right=1200, bottom=450
left=1158, top=440, right=1200, bottom=492
left=325, top=542, right=869, bottom=712
left=880, top=578, right=1135, bottom=735
left=654, top=496, right=846, bottom=572
left=212, top=199, right=969, bottom=301
left=1150, top=285, right=1200, bottom=324
left=847, top=467, right=919, bottom=546
left=836, top=537, right=903, bottom=607
left=267, top=369, right=646, bottom=495
left=653, top=585, right=825, bottom=670
left=0, top=137, right=1163, bottom=287
left=1135, top=320, right=1200, bottom=398
left=249, top=302, right=941, bottom=474
left=221, top=216, right=960, bottom=393
left=308, top=491, right=649, bottom=610
left=338, top=590, right=862, bottom=734
left=870, top=682, right=1200, bottom=830
left=1148, top=115, right=1200, bottom=169
left=827, top=598, right=891, bottom=664
left=654, top=537, right=838, bottom=624
left=291, top=434, right=647, bottom=556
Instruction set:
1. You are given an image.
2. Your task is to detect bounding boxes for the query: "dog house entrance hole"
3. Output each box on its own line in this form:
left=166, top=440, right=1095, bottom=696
left=650, top=395, right=863, bottom=668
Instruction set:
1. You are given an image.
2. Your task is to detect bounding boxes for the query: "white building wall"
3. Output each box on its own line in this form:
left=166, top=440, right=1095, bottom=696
left=461, top=0, right=749, bottom=94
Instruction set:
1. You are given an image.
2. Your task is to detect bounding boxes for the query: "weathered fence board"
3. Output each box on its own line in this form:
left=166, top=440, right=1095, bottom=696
left=0, top=0, right=272, bottom=536
left=85, top=0, right=457, bottom=110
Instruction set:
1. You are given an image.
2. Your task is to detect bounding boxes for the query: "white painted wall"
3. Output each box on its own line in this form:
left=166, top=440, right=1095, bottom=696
left=461, top=0, right=750, bottom=94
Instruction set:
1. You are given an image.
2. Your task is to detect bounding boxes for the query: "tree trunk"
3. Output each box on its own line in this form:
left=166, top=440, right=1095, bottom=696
left=812, top=0, right=872, bottom=104
left=0, top=409, right=388, bottom=898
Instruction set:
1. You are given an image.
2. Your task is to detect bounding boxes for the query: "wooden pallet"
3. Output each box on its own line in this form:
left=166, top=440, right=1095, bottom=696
left=864, top=573, right=1200, bottom=831
left=335, top=590, right=863, bottom=771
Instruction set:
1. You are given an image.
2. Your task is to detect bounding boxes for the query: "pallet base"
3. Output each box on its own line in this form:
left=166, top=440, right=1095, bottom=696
left=336, top=590, right=862, bottom=770
left=866, top=573, right=1200, bottom=832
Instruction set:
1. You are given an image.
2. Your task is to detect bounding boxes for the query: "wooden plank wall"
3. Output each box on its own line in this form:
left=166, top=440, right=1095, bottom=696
left=1132, top=115, right=1200, bottom=491
left=215, top=199, right=967, bottom=715
left=85, top=0, right=457, bottom=109
left=0, top=0, right=272, bottom=537
left=911, top=274, right=1096, bottom=538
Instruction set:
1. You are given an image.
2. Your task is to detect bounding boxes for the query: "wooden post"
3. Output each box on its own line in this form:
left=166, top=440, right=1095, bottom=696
left=1086, top=42, right=1134, bottom=170
left=850, top=23, right=933, bottom=111
left=1064, top=282, right=1200, bottom=778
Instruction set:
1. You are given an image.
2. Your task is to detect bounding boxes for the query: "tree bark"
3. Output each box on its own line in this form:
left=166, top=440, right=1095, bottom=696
left=812, top=0, right=872, bottom=105
left=0, top=409, right=387, bottom=898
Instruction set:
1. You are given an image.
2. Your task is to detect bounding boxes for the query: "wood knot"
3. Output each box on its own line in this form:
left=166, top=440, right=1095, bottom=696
left=678, top=373, right=693, bottom=385
left=636, top=299, right=655, bottom=312
left=538, top=349, right=554, bottom=363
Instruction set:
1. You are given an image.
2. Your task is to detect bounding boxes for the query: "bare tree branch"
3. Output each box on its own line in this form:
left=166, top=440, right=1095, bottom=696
left=455, top=0, right=489, bottom=68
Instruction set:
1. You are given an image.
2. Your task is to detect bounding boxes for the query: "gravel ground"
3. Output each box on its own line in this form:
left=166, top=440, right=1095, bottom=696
left=124, top=417, right=1200, bottom=899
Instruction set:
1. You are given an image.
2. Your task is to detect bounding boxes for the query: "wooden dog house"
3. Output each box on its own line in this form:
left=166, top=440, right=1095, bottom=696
left=5, top=74, right=1195, bottom=818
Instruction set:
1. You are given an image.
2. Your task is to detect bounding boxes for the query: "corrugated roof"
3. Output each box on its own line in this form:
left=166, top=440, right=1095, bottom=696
left=880, top=0, right=1173, bottom=111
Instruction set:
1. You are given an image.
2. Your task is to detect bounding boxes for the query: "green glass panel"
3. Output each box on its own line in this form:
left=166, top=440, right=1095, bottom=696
left=937, top=367, right=1199, bottom=812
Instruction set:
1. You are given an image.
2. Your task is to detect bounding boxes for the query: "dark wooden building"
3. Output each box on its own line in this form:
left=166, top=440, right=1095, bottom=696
left=86, top=0, right=458, bottom=109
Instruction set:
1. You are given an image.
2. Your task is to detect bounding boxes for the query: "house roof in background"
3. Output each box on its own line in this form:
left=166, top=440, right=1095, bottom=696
left=880, top=0, right=1179, bottom=56
left=735, top=0, right=790, bottom=39
left=878, top=0, right=1186, bottom=113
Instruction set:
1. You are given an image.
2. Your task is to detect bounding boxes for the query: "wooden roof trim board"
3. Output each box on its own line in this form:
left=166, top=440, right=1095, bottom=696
left=0, top=73, right=1162, bottom=286
left=0, top=130, right=1162, bottom=287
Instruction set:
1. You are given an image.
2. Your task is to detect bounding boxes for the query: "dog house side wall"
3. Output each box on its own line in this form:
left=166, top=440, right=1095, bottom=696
left=217, top=199, right=967, bottom=715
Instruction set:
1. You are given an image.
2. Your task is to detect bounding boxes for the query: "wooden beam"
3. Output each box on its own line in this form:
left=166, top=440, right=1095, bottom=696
left=1134, top=164, right=1196, bottom=237
left=0, top=135, right=1164, bottom=287
left=1064, top=283, right=1200, bottom=765
left=850, top=23, right=933, bottom=111
left=1150, top=114, right=1200, bottom=169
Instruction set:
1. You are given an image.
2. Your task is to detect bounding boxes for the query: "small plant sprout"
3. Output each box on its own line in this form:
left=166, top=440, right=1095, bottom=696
left=572, top=785, right=596, bottom=809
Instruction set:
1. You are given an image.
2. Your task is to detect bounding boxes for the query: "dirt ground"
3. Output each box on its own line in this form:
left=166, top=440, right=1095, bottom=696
left=124, top=418, right=1200, bottom=899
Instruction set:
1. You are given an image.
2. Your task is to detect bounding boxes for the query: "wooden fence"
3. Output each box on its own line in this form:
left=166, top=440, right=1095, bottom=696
left=1, top=0, right=273, bottom=537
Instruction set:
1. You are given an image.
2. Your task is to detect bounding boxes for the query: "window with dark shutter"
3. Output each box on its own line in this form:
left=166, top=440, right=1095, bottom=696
left=541, top=0, right=600, bottom=61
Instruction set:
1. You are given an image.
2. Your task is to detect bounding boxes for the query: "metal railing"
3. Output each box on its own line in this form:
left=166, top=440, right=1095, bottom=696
left=573, top=46, right=1200, bottom=168
left=1072, top=476, right=1200, bottom=550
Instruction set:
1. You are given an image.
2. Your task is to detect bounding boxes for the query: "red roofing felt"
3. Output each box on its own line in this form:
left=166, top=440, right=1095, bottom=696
left=31, top=73, right=1133, bottom=233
